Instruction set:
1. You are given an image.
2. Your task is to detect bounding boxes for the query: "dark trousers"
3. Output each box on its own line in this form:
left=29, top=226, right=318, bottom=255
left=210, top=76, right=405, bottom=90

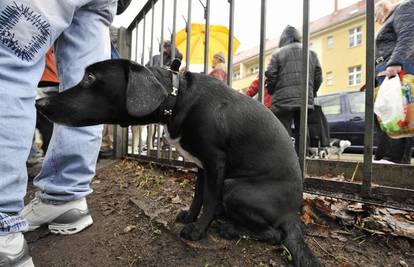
left=374, top=116, right=413, bottom=164
left=275, top=108, right=309, bottom=154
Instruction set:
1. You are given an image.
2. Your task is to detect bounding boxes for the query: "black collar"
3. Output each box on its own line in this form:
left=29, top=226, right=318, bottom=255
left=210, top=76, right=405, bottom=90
left=159, top=70, right=180, bottom=124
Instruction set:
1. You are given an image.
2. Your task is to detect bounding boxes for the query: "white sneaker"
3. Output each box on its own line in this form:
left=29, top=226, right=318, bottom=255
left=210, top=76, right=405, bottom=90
left=0, top=232, right=34, bottom=267
left=22, top=197, right=93, bottom=235
left=373, top=159, right=395, bottom=164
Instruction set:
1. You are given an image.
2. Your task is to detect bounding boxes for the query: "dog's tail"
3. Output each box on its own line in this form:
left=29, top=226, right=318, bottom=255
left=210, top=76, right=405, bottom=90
left=280, top=216, right=324, bottom=267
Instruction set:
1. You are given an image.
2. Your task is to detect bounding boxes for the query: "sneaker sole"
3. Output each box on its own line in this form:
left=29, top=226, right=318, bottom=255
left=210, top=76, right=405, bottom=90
left=49, top=214, right=94, bottom=235
left=17, top=257, right=34, bottom=267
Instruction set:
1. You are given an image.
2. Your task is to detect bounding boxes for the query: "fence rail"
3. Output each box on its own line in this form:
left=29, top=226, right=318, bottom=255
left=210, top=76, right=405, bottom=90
left=112, top=0, right=414, bottom=211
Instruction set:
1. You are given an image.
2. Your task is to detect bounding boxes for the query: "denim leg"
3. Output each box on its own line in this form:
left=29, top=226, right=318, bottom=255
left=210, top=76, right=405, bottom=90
left=34, top=1, right=117, bottom=204
left=0, top=0, right=59, bottom=232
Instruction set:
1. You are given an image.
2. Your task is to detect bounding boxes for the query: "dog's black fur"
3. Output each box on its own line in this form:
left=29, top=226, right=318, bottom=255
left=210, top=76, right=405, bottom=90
left=36, top=59, right=323, bottom=267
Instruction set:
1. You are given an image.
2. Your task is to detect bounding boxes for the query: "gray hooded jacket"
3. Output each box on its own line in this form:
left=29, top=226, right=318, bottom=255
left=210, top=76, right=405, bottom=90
left=265, top=26, right=322, bottom=113
left=375, top=0, right=414, bottom=67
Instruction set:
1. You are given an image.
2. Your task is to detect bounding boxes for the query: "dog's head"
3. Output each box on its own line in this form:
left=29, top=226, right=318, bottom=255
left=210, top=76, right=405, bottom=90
left=36, top=59, right=169, bottom=127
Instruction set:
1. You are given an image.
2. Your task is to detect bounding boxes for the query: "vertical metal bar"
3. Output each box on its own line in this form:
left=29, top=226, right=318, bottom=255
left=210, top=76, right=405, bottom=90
left=227, top=0, right=235, bottom=87
left=185, top=0, right=192, bottom=70
left=139, top=14, right=146, bottom=156
left=157, top=0, right=165, bottom=160
left=149, top=0, right=155, bottom=66
left=362, top=0, right=375, bottom=197
left=171, top=0, right=177, bottom=60
left=147, top=1, right=155, bottom=157
left=169, top=0, right=177, bottom=162
left=299, top=0, right=310, bottom=178
left=258, top=0, right=266, bottom=104
left=135, top=21, right=139, bottom=62
left=203, top=0, right=210, bottom=74
left=141, top=15, right=146, bottom=65
left=132, top=21, right=139, bottom=155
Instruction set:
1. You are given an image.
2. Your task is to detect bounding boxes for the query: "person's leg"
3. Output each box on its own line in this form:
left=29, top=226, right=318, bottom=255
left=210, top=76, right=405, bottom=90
left=33, top=0, right=116, bottom=203
left=274, top=111, right=294, bottom=137
left=374, top=116, right=392, bottom=161
left=23, top=0, right=117, bottom=234
left=0, top=0, right=77, bottom=264
left=390, top=138, right=413, bottom=164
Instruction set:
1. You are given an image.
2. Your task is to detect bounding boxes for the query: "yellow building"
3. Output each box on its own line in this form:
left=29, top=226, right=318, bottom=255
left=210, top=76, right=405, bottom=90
left=232, top=1, right=378, bottom=95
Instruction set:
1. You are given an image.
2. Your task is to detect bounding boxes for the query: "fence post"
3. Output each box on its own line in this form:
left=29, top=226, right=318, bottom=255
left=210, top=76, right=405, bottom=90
left=299, top=0, right=310, bottom=178
left=185, top=0, right=192, bottom=71
left=113, top=27, right=132, bottom=158
left=227, top=0, right=235, bottom=87
left=362, top=0, right=375, bottom=197
left=203, top=0, right=210, bottom=74
left=258, top=0, right=266, bottom=104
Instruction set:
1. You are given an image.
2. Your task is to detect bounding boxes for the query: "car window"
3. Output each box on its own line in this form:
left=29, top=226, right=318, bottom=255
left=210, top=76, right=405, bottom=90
left=348, top=92, right=365, bottom=113
left=316, top=95, right=341, bottom=115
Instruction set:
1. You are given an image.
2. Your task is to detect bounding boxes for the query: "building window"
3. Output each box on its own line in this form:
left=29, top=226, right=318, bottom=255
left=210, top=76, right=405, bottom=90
left=233, top=71, right=240, bottom=80
left=249, top=66, right=259, bottom=75
left=348, top=65, right=362, bottom=86
left=327, top=36, right=333, bottom=49
left=349, top=26, right=362, bottom=47
left=326, top=71, right=333, bottom=86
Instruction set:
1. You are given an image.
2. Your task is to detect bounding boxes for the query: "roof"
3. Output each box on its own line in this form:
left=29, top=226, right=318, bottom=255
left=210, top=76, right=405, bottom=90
left=233, top=0, right=366, bottom=64
left=310, top=0, right=366, bottom=35
left=233, top=38, right=279, bottom=64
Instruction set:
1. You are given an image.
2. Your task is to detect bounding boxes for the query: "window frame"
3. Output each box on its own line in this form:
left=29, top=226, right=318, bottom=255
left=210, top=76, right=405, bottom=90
left=326, top=71, right=333, bottom=86
left=327, top=35, right=334, bottom=49
left=348, top=65, right=362, bottom=86
left=349, top=26, right=362, bottom=48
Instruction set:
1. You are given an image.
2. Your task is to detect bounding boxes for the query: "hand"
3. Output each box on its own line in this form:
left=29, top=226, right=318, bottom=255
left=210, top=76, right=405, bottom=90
left=386, top=65, right=402, bottom=78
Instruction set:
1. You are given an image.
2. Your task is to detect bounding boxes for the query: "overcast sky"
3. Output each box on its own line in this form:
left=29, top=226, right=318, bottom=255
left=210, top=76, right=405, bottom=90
left=112, top=0, right=361, bottom=65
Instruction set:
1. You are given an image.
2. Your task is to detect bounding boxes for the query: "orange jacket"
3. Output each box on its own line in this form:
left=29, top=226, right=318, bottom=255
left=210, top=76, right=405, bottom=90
left=39, top=49, right=59, bottom=86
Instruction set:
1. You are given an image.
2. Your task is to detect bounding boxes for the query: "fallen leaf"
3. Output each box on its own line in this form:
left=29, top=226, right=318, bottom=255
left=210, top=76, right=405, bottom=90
left=123, top=225, right=137, bottom=233
left=171, top=195, right=182, bottom=204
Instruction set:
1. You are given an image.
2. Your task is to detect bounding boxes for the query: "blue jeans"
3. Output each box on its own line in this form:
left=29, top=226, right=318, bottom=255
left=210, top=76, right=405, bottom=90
left=0, top=0, right=117, bottom=234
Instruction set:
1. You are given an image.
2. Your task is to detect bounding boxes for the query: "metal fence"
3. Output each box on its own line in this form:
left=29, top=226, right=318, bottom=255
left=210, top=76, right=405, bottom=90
left=113, top=0, right=414, bottom=211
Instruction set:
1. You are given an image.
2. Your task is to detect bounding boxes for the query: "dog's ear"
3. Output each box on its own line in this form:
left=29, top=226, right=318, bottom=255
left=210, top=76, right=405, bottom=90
left=126, top=62, right=168, bottom=117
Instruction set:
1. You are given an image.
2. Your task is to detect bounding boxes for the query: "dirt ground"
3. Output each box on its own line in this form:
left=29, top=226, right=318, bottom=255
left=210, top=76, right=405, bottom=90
left=25, top=159, right=414, bottom=267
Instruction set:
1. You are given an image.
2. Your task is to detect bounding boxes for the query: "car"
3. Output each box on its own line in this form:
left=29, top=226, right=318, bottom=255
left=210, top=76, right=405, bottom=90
left=315, top=91, right=372, bottom=152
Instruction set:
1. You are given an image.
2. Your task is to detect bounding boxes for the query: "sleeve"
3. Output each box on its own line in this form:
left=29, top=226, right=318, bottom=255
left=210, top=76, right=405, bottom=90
left=246, top=79, right=259, bottom=97
left=387, top=1, right=414, bottom=67
left=312, top=52, right=323, bottom=96
left=265, top=50, right=279, bottom=94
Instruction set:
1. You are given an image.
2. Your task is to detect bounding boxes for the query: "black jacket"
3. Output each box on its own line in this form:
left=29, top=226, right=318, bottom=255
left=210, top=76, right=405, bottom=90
left=265, top=26, right=322, bottom=113
left=147, top=48, right=183, bottom=68
left=375, top=0, right=414, bottom=67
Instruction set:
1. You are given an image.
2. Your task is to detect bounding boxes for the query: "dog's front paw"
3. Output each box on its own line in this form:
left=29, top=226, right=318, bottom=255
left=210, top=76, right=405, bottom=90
left=180, top=223, right=206, bottom=241
left=176, top=210, right=194, bottom=224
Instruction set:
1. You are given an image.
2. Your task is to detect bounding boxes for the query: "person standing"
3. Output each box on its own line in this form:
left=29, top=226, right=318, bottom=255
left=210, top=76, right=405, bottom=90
left=209, top=52, right=228, bottom=83
left=374, top=0, right=414, bottom=164
left=245, top=77, right=272, bottom=109
left=0, top=0, right=118, bottom=265
left=265, top=25, right=322, bottom=153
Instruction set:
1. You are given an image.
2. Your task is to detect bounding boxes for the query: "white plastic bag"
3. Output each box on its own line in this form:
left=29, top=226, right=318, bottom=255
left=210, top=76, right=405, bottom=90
left=374, top=76, right=405, bottom=133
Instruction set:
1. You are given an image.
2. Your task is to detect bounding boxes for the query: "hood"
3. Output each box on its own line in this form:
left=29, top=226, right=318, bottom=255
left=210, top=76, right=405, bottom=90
left=278, top=25, right=301, bottom=47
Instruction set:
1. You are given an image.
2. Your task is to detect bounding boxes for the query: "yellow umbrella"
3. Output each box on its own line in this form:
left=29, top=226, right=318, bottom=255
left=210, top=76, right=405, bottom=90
left=175, top=23, right=240, bottom=65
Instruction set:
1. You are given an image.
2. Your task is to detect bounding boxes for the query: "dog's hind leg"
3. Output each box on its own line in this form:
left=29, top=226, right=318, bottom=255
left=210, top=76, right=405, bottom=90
left=176, top=168, right=204, bottom=224
left=218, top=221, right=283, bottom=244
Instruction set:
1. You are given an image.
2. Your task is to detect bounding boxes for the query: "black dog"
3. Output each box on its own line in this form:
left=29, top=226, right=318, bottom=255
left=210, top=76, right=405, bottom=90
left=36, top=59, right=322, bottom=267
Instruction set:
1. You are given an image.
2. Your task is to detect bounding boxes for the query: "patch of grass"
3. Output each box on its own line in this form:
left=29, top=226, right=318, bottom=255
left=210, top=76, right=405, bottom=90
left=281, top=244, right=293, bottom=262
